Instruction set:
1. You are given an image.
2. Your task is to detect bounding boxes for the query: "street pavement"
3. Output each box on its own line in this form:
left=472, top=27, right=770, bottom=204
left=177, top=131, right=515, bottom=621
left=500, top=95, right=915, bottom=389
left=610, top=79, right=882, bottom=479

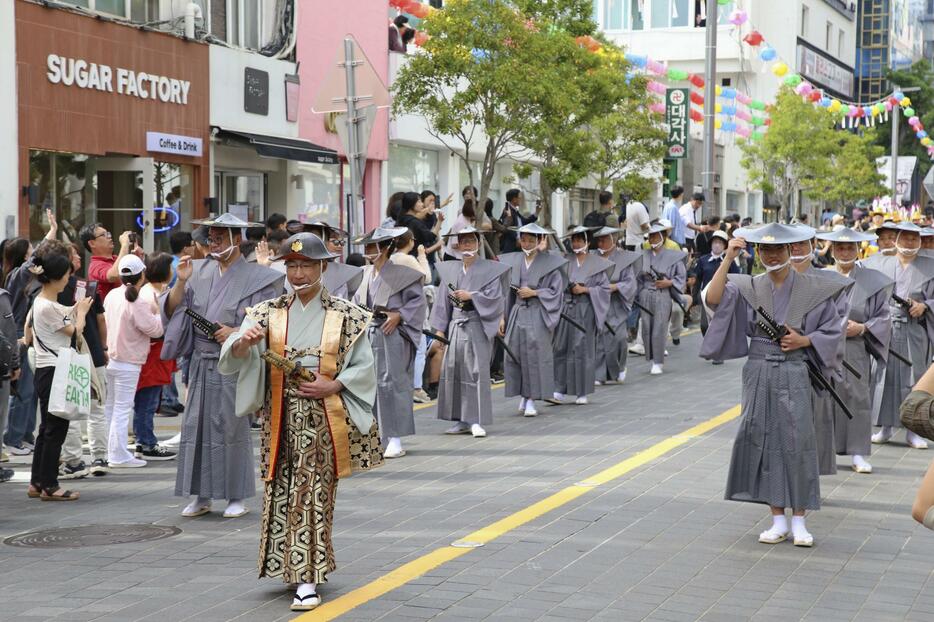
left=2, top=329, right=934, bottom=622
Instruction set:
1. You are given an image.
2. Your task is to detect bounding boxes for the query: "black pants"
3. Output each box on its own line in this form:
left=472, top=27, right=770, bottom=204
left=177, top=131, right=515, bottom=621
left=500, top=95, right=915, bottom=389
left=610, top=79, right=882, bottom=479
left=30, top=366, right=69, bottom=490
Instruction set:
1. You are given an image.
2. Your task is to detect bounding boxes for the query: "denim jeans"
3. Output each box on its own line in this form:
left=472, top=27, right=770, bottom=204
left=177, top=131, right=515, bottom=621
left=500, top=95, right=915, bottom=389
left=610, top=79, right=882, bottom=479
left=161, top=371, right=182, bottom=409
left=413, top=335, right=428, bottom=390
left=134, top=385, right=162, bottom=448
left=5, top=354, right=37, bottom=448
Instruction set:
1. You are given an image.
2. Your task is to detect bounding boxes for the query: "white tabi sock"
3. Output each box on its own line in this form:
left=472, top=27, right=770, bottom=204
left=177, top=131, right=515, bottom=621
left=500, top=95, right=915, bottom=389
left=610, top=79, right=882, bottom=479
left=518, top=397, right=528, bottom=413
left=617, top=369, right=626, bottom=383
left=852, top=455, right=872, bottom=472
left=384, top=437, right=402, bottom=455
left=907, top=430, right=929, bottom=449
left=791, top=516, right=811, bottom=541
left=296, top=583, right=317, bottom=598
left=771, top=514, right=789, bottom=534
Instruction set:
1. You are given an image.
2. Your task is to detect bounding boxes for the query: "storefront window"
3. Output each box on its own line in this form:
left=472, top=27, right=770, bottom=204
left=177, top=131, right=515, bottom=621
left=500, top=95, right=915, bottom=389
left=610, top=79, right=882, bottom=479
left=389, top=144, right=439, bottom=195
left=296, top=162, right=341, bottom=226
left=151, top=162, right=193, bottom=253
left=221, top=172, right=265, bottom=224
left=27, top=151, right=91, bottom=243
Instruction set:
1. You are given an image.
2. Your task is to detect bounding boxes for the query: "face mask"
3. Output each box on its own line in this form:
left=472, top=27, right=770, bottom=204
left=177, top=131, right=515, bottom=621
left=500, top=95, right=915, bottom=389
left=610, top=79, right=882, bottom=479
left=790, top=252, right=812, bottom=264
left=597, top=247, right=609, bottom=255
left=836, top=258, right=856, bottom=267
left=881, top=247, right=897, bottom=255
left=363, top=253, right=379, bottom=262
left=765, top=260, right=790, bottom=273
left=573, top=246, right=587, bottom=254
left=522, top=247, right=536, bottom=257
left=210, top=245, right=235, bottom=262
left=897, top=245, right=919, bottom=256
left=462, top=250, right=477, bottom=258
left=651, top=240, right=663, bottom=250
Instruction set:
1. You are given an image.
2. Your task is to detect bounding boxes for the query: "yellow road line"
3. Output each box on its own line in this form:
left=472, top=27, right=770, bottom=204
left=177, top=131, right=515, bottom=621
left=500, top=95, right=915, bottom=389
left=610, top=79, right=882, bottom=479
left=298, top=403, right=741, bottom=621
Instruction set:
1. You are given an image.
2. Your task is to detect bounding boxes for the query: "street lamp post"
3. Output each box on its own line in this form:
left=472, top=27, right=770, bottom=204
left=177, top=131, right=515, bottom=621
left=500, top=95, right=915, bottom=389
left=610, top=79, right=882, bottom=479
left=702, top=0, right=718, bottom=220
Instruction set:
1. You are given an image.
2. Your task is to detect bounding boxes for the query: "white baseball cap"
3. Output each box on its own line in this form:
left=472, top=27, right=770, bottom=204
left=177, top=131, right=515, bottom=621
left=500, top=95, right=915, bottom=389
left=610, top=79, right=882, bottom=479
left=118, top=254, right=145, bottom=276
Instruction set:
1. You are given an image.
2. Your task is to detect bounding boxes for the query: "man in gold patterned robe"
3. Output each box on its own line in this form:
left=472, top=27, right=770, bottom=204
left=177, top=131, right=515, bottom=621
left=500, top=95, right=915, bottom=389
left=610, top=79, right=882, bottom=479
left=219, top=232, right=383, bottom=611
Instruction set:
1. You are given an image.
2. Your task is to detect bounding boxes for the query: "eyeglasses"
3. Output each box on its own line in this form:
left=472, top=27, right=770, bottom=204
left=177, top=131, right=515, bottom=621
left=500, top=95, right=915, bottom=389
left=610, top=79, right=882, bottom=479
left=330, top=238, right=346, bottom=247
left=284, top=262, right=320, bottom=273
left=94, top=231, right=112, bottom=240
left=207, top=236, right=229, bottom=245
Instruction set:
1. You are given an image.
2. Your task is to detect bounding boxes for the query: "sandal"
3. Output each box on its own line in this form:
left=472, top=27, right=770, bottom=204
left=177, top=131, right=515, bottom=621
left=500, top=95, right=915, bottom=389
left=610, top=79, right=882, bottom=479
left=290, top=593, right=321, bottom=611
left=40, top=486, right=80, bottom=501
left=27, top=484, right=42, bottom=499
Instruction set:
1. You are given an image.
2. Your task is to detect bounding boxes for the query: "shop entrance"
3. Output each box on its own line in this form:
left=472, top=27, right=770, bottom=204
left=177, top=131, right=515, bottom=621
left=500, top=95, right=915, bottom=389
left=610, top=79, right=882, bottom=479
left=87, top=158, right=155, bottom=251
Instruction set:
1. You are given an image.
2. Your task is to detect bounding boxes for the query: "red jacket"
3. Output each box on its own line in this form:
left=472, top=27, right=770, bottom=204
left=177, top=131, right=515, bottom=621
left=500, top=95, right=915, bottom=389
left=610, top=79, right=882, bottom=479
left=137, top=339, right=176, bottom=390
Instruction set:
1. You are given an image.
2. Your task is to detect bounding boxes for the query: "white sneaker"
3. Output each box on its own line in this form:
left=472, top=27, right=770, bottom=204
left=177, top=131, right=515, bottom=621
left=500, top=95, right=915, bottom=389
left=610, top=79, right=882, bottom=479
left=650, top=364, right=663, bottom=375
left=523, top=402, right=538, bottom=417
left=471, top=424, right=487, bottom=438
left=182, top=497, right=212, bottom=517
left=383, top=437, right=406, bottom=458
left=110, top=458, right=147, bottom=468
left=617, top=370, right=627, bottom=384
left=517, top=397, right=528, bottom=413
left=445, top=423, right=471, bottom=435
left=575, top=396, right=588, bottom=405
left=223, top=499, right=249, bottom=518
left=594, top=380, right=603, bottom=386
left=628, top=343, right=645, bottom=355
left=852, top=455, right=872, bottom=473
left=871, top=428, right=894, bottom=444
left=162, top=433, right=181, bottom=449
left=7, top=445, right=32, bottom=456
left=907, top=431, right=929, bottom=449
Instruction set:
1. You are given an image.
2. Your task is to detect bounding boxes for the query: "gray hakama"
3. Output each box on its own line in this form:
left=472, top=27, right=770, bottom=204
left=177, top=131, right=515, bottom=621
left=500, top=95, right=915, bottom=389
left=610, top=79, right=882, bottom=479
left=354, top=263, right=425, bottom=442
left=161, top=256, right=285, bottom=501
left=595, top=249, right=641, bottom=382
left=323, top=262, right=364, bottom=301
left=799, top=266, right=852, bottom=476
left=500, top=252, right=567, bottom=400
left=871, top=255, right=934, bottom=428
left=553, top=254, right=612, bottom=398
left=831, top=267, right=893, bottom=457
left=638, top=248, right=687, bottom=365
left=701, top=271, right=847, bottom=510
left=431, top=259, right=510, bottom=425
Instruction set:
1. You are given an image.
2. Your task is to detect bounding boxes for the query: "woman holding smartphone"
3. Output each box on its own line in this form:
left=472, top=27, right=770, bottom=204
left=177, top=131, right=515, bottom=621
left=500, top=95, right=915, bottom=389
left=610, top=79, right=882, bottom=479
left=26, top=240, right=93, bottom=501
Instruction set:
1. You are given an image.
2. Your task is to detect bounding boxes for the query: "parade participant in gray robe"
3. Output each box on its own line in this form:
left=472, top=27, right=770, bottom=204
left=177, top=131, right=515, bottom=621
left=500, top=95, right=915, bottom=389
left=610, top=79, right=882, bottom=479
left=552, top=226, right=612, bottom=405
left=790, top=234, right=853, bottom=476
left=353, top=226, right=426, bottom=458
left=870, top=223, right=934, bottom=449
left=592, top=227, right=640, bottom=385
left=638, top=221, right=687, bottom=375
left=861, top=221, right=899, bottom=269
left=816, top=229, right=893, bottom=475
left=431, top=227, right=510, bottom=438
left=922, top=227, right=934, bottom=258
left=499, top=223, right=566, bottom=417
left=162, top=213, right=285, bottom=519
left=702, top=224, right=846, bottom=548
left=218, top=232, right=382, bottom=612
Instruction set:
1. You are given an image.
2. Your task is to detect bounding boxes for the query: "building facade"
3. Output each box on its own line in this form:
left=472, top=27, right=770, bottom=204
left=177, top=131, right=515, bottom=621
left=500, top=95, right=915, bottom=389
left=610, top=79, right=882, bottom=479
left=0, top=1, right=17, bottom=240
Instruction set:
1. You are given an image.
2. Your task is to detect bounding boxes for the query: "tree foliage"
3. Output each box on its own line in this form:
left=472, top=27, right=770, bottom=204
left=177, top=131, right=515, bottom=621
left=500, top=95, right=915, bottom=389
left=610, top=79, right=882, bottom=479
left=816, top=130, right=887, bottom=208
left=876, top=61, right=934, bottom=180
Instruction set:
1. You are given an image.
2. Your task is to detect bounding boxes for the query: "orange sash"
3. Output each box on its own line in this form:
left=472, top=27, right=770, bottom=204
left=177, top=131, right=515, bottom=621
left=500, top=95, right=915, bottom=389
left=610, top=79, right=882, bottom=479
left=265, top=303, right=353, bottom=481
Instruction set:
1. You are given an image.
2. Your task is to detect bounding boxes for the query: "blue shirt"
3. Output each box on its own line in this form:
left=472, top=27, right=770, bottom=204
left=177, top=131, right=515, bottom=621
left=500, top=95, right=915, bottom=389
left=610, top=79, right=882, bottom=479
left=690, top=252, right=740, bottom=290
left=169, top=255, right=180, bottom=288
left=662, top=199, right=686, bottom=246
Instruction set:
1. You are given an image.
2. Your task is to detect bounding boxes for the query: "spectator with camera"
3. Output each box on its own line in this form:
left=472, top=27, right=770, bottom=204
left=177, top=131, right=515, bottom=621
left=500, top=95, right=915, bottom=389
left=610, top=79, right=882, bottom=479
left=79, top=223, right=144, bottom=303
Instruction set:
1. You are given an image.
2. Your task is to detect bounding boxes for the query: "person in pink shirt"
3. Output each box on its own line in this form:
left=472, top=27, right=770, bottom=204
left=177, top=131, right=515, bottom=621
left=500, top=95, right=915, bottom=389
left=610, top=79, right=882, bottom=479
left=103, top=255, right=164, bottom=468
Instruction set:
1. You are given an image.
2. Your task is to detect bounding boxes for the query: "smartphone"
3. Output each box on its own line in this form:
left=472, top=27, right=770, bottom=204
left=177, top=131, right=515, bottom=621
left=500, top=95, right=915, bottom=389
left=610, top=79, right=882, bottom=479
left=86, top=281, right=98, bottom=302
left=74, top=279, right=87, bottom=303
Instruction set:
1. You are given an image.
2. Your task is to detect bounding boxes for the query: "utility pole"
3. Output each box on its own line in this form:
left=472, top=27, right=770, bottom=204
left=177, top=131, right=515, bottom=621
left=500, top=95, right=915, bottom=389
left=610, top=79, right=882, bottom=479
left=701, top=0, right=718, bottom=219
left=342, top=38, right=363, bottom=239
left=891, top=85, right=921, bottom=206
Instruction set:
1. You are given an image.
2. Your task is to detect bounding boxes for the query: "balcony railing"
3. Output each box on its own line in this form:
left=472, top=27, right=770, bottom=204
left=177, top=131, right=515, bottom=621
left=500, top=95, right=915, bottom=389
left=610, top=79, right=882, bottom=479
left=822, top=0, right=857, bottom=20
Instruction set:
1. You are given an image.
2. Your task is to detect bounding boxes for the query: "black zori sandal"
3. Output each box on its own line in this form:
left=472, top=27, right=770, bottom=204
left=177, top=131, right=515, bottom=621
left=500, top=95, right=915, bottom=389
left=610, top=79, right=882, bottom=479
left=40, top=486, right=80, bottom=501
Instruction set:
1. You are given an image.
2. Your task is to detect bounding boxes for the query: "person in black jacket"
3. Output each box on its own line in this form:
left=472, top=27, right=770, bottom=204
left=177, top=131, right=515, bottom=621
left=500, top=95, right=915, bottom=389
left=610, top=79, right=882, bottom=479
left=498, top=189, right=538, bottom=254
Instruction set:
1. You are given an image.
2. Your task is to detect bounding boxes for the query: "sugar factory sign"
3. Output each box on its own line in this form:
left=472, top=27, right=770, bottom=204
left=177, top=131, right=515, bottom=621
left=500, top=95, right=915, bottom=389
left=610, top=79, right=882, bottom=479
left=46, top=54, right=192, bottom=105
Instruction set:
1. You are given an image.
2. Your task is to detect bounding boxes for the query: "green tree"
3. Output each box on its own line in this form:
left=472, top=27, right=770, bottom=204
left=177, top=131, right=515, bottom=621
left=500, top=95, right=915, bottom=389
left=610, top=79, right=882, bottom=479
left=816, top=129, right=887, bottom=209
left=876, top=61, right=934, bottom=181
left=741, top=87, right=838, bottom=220
left=392, top=0, right=562, bottom=221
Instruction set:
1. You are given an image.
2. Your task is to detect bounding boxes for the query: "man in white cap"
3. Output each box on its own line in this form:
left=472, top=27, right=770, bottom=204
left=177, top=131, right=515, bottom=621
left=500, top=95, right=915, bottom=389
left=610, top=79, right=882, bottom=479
left=220, top=232, right=383, bottom=612
left=162, top=213, right=285, bottom=519
left=703, top=223, right=848, bottom=548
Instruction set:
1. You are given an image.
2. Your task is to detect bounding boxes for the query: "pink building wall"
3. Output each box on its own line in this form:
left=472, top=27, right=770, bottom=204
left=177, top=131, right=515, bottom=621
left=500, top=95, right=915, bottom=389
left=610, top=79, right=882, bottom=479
left=297, top=0, right=390, bottom=229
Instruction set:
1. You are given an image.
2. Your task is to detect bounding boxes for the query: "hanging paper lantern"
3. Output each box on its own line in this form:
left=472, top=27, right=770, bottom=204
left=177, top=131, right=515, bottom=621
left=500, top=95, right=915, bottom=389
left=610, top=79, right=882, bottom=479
left=764, top=118, right=772, bottom=126
left=646, top=80, right=667, bottom=95
left=647, top=59, right=667, bottom=75
left=783, top=73, right=801, bottom=86
left=736, top=93, right=752, bottom=105
left=743, top=31, right=764, bottom=46
left=717, top=0, right=731, bottom=4
left=918, top=131, right=928, bottom=139
left=667, top=68, right=689, bottom=81
left=409, top=2, right=430, bottom=18
left=736, top=125, right=752, bottom=138
left=749, top=100, right=767, bottom=111
left=736, top=109, right=752, bottom=121
left=690, top=109, right=704, bottom=123
left=909, top=116, right=922, bottom=127
left=414, top=30, right=429, bottom=46
left=715, top=102, right=722, bottom=113
left=821, top=97, right=833, bottom=108
left=400, top=0, right=421, bottom=12
left=904, top=107, right=916, bottom=117
left=722, top=120, right=737, bottom=132
left=901, top=97, right=912, bottom=107
left=625, top=53, right=648, bottom=69
left=759, top=46, right=777, bottom=62
left=750, top=116, right=765, bottom=127
left=715, top=85, right=722, bottom=96
left=722, top=104, right=737, bottom=116
left=862, top=106, right=873, bottom=118
left=840, top=104, right=850, bottom=116
left=690, top=91, right=704, bottom=106
left=893, top=91, right=905, bottom=101
left=689, top=74, right=705, bottom=89
left=721, top=87, right=737, bottom=99
left=752, top=131, right=765, bottom=141
left=795, top=83, right=813, bottom=96
left=771, top=62, right=789, bottom=77
left=884, top=100, right=894, bottom=112
left=715, top=118, right=722, bottom=129
left=808, top=91, right=822, bottom=103
left=649, top=102, right=666, bottom=115
left=728, top=10, right=748, bottom=26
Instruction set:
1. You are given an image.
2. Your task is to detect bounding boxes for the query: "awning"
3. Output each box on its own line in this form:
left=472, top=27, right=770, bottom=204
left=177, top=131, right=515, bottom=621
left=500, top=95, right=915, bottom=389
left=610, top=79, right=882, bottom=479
left=214, top=129, right=339, bottom=165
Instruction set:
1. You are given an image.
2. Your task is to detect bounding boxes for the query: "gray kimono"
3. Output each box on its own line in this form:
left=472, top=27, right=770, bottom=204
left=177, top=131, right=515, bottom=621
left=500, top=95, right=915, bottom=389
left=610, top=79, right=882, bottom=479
left=701, top=271, right=847, bottom=511
left=431, top=259, right=510, bottom=425
left=324, top=262, right=364, bottom=300
left=800, top=265, right=852, bottom=476
left=595, top=249, right=641, bottom=382
left=353, top=262, right=425, bottom=442
left=553, top=253, right=612, bottom=398
left=831, top=267, right=893, bottom=457
left=871, top=255, right=934, bottom=427
left=501, top=252, right=567, bottom=401
left=638, top=248, right=688, bottom=364
left=161, top=256, right=285, bottom=500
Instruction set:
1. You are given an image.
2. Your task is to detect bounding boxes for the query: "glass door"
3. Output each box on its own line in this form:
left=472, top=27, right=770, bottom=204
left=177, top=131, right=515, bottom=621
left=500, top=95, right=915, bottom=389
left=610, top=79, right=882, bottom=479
left=217, top=171, right=265, bottom=224
left=87, top=158, right=155, bottom=251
